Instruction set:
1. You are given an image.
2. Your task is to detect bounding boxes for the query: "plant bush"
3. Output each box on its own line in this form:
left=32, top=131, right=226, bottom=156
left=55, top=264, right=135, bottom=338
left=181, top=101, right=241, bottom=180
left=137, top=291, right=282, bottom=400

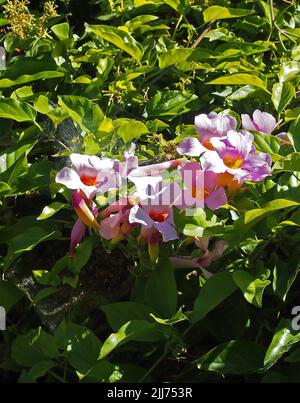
left=0, top=0, right=300, bottom=383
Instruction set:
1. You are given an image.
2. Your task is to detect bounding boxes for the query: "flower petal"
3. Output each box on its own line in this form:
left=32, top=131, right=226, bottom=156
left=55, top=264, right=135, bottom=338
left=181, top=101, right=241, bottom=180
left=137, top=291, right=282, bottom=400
left=205, top=187, right=227, bottom=210
left=241, top=113, right=257, bottom=131
left=253, top=109, right=277, bottom=134
left=200, top=151, right=227, bottom=173
left=154, top=221, right=178, bottom=242
left=177, top=137, right=206, bottom=156
left=56, top=167, right=82, bottom=189
left=99, top=214, right=122, bottom=240
left=70, top=218, right=86, bottom=256
left=195, top=112, right=237, bottom=139
left=129, top=205, right=153, bottom=228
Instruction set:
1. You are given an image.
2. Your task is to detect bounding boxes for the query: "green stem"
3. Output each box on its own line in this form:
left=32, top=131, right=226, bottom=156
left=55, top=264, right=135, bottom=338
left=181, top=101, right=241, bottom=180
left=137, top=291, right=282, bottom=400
left=48, top=370, right=67, bottom=383
left=138, top=351, right=168, bottom=383
left=172, top=15, right=183, bottom=40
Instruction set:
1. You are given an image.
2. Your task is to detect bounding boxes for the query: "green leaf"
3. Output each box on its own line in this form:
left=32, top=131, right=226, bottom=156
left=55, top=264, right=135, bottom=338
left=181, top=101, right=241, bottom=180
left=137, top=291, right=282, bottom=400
left=12, top=327, right=59, bottom=367
left=203, top=6, right=254, bottom=23
left=287, top=116, right=300, bottom=152
left=58, top=95, right=105, bottom=134
left=144, top=257, right=177, bottom=318
left=0, top=71, right=65, bottom=88
left=174, top=208, right=224, bottom=238
left=86, top=24, right=143, bottom=62
left=227, top=199, right=300, bottom=242
left=192, top=272, right=237, bottom=324
left=209, top=74, right=267, bottom=91
left=158, top=48, right=214, bottom=69
left=233, top=271, right=270, bottom=308
left=272, top=82, right=295, bottom=113
left=101, top=302, right=157, bottom=331
left=253, top=131, right=282, bottom=157
left=279, top=61, right=300, bottom=83
left=34, top=95, right=51, bottom=115
left=273, top=255, right=300, bottom=301
left=273, top=153, right=300, bottom=172
left=37, top=202, right=69, bottom=220
left=264, top=319, right=300, bottom=369
left=51, top=22, right=70, bottom=41
left=164, top=0, right=191, bottom=15
left=145, top=90, right=197, bottom=120
left=70, top=238, right=93, bottom=274
left=55, top=320, right=102, bottom=374
left=99, top=320, right=160, bottom=359
left=3, top=220, right=61, bottom=269
left=196, top=340, right=265, bottom=374
left=26, top=361, right=56, bottom=382
left=0, top=280, right=23, bottom=312
left=0, top=99, right=37, bottom=122
left=116, top=119, right=148, bottom=143
left=158, top=48, right=194, bottom=69
left=79, top=361, right=116, bottom=383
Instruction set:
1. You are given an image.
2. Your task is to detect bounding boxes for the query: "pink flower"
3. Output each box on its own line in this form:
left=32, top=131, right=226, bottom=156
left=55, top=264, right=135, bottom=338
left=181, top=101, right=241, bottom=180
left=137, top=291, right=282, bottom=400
left=72, top=191, right=99, bottom=231
left=195, top=112, right=237, bottom=148
left=170, top=239, right=228, bottom=270
left=202, top=130, right=272, bottom=183
left=70, top=218, right=86, bottom=257
left=198, top=240, right=228, bottom=268
left=129, top=182, right=178, bottom=243
left=56, top=153, right=122, bottom=198
left=241, top=110, right=278, bottom=134
left=99, top=198, right=136, bottom=242
left=175, top=161, right=227, bottom=210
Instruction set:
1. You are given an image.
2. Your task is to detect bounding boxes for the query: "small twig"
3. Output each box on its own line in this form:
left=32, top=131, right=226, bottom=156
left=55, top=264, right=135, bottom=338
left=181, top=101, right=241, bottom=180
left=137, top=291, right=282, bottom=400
left=191, top=20, right=215, bottom=49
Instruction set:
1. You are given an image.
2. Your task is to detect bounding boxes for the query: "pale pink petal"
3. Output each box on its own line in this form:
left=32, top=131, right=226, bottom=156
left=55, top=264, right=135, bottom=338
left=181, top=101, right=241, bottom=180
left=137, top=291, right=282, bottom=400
left=200, top=151, right=227, bottom=173
left=195, top=112, right=237, bottom=139
left=227, top=130, right=253, bottom=158
left=241, top=114, right=257, bottom=131
left=253, top=110, right=277, bottom=134
left=70, top=218, right=86, bottom=256
left=129, top=205, right=153, bottom=228
left=198, top=241, right=228, bottom=268
left=154, top=221, right=178, bottom=242
left=205, top=188, right=227, bottom=210
left=70, top=154, right=114, bottom=173
left=129, top=159, right=180, bottom=177
left=99, top=214, right=122, bottom=240
left=55, top=167, right=83, bottom=189
left=177, top=137, right=206, bottom=156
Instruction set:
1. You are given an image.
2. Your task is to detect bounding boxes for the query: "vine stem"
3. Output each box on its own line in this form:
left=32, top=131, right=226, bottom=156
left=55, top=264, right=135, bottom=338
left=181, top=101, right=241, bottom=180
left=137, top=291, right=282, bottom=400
left=138, top=351, right=168, bottom=383
left=191, top=20, right=215, bottom=49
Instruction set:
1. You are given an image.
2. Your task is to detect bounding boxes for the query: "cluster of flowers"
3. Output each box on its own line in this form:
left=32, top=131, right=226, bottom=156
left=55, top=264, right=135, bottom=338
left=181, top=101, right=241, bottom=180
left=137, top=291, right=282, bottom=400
left=56, top=110, right=275, bottom=266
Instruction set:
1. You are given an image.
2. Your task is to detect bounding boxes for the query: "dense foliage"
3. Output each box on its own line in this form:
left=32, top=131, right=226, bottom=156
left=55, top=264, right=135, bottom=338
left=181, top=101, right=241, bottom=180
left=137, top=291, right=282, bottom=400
left=1, top=0, right=300, bottom=383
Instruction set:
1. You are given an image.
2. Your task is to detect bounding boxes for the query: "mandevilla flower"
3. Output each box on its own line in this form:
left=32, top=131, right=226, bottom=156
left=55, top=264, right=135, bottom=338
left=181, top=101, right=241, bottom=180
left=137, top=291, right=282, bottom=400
left=99, top=197, right=137, bottom=243
left=241, top=110, right=278, bottom=134
left=129, top=182, right=178, bottom=243
left=203, top=130, right=272, bottom=184
left=195, top=112, right=237, bottom=149
left=176, top=161, right=227, bottom=210
left=72, top=191, right=99, bottom=231
left=56, top=153, right=122, bottom=198
left=70, top=218, right=86, bottom=257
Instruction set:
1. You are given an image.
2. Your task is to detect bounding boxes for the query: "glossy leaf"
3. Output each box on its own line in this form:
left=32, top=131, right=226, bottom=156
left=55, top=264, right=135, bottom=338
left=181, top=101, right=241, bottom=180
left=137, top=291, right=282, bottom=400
left=192, top=272, right=237, bottom=324
left=86, top=24, right=143, bottom=61
left=196, top=340, right=265, bottom=374
left=264, top=319, right=300, bottom=369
